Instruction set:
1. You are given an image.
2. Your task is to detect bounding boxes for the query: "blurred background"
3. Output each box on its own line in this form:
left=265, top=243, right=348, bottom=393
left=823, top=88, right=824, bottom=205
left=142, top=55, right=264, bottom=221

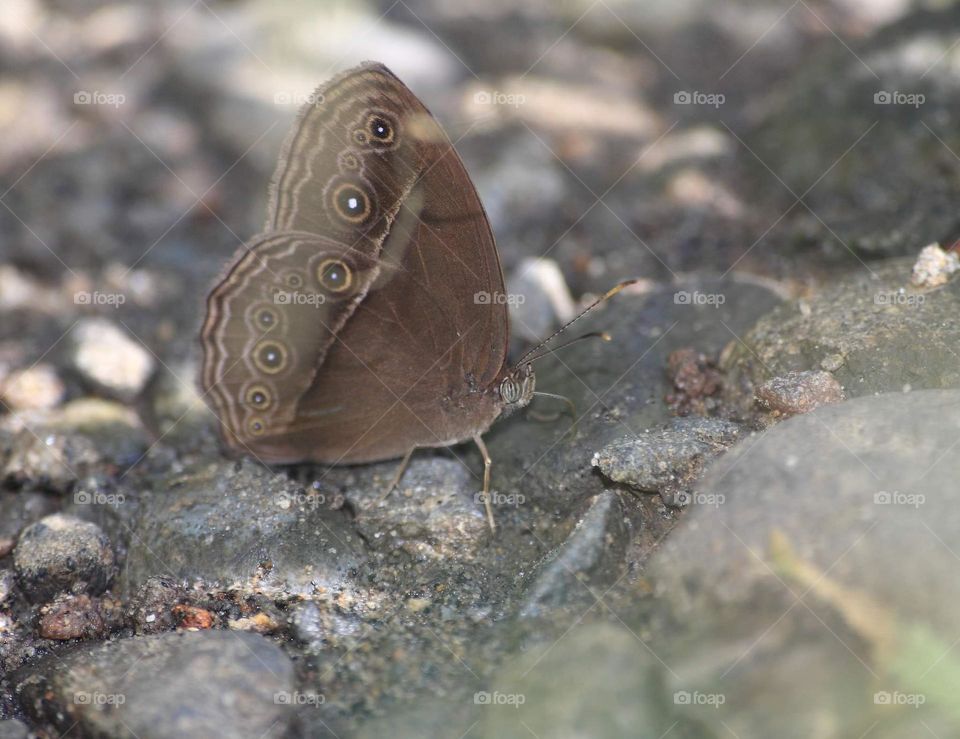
left=3, top=0, right=959, bottom=370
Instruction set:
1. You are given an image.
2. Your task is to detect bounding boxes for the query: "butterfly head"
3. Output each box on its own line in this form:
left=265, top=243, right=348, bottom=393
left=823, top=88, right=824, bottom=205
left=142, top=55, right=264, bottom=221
left=498, top=363, right=535, bottom=414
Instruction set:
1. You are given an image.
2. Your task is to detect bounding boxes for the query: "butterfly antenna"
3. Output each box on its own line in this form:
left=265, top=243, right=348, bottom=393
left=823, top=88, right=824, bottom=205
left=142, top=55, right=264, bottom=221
left=518, top=279, right=638, bottom=365
left=524, top=331, right=610, bottom=364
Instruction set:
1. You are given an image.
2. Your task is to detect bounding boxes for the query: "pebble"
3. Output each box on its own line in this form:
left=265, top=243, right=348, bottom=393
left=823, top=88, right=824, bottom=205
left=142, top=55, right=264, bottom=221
left=755, top=370, right=845, bottom=416
left=38, top=593, right=122, bottom=641
left=68, top=318, right=155, bottom=402
left=15, top=631, right=296, bottom=738
left=13, top=513, right=116, bottom=603
left=505, top=258, right=576, bottom=343
left=0, top=364, right=65, bottom=411
left=911, top=242, right=959, bottom=288
left=592, top=417, right=741, bottom=493
left=171, top=604, right=214, bottom=630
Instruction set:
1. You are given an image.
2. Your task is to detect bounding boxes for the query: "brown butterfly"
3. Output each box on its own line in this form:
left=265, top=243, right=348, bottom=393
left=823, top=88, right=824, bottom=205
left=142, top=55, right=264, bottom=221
left=200, top=62, right=630, bottom=529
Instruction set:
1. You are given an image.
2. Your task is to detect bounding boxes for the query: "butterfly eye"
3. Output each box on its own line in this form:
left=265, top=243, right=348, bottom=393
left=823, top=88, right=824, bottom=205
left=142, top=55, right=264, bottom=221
left=331, top=182, right=372, bottom=224
left=317, top=259, right=352, bottom=293
left=284, top=272, right=303, bottom=289
left=256, top=307, right=278, bottom=330
left=247, top=417, right=266, bottom=436
left=367, top=114, right=395, bottom=144
left=254, top=340, right=288, bottom=374
left=353, top=130, right=368, bottom=145
left=245, top=384, right=272, bottom=410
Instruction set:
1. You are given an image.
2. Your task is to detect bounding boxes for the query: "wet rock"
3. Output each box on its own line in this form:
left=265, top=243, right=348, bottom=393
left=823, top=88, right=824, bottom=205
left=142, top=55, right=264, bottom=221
left=592, top=417, right=741, bottom=498
left=122, top=460, right=366, bottom=597
left=755, top=370, right=845, bottom=417
left=355, top=456, right=490, bottom=558
left=0, top=399, right=149, bottom=489
left=647, top=389, right=960, bottom=737
left=1, top=428, right=101, bottom=493
left=15, top=630, right=296, bottom=739
left=37, top=593, right=122, bottom=641
left=479, top=623, right=671, bottom=738
left=722, top=259, right=960, bottom=407
left=13, top=514, right=116, bottom=603
left=0, top=364, right=65, bottom=412
left=518, top=492, right=628, bottom=618
left=68, top=318, right=155, bottom=402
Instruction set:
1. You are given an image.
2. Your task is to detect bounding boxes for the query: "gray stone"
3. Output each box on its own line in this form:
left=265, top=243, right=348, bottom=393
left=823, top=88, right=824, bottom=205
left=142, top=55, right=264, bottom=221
left=15, top=630, right=295, bottom=739
left=479, top=623, right=671, bottom=738
left=647, top=389, right=960, bottom=737
left=13, top=514, right=115, bottom=604
left=593, top=417, right=741, bottom=494
left=722, top=259, right=960, bottom=411
left=0, top=399, right=149, bottom=490
left=122, top=460, right=366, bottom=597
left=518, top=491, right=628, bottom=619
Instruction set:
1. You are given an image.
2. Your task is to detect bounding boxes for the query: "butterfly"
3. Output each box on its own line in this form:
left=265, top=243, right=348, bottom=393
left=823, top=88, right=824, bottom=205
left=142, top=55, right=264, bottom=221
left=200, top=62, right=630, bottom=530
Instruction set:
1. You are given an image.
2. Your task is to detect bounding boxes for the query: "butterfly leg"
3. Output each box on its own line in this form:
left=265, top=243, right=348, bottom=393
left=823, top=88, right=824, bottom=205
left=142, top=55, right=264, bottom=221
left=369, top=446, right=415, bottom=508
left=473, top=434, right=496, bottom=532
